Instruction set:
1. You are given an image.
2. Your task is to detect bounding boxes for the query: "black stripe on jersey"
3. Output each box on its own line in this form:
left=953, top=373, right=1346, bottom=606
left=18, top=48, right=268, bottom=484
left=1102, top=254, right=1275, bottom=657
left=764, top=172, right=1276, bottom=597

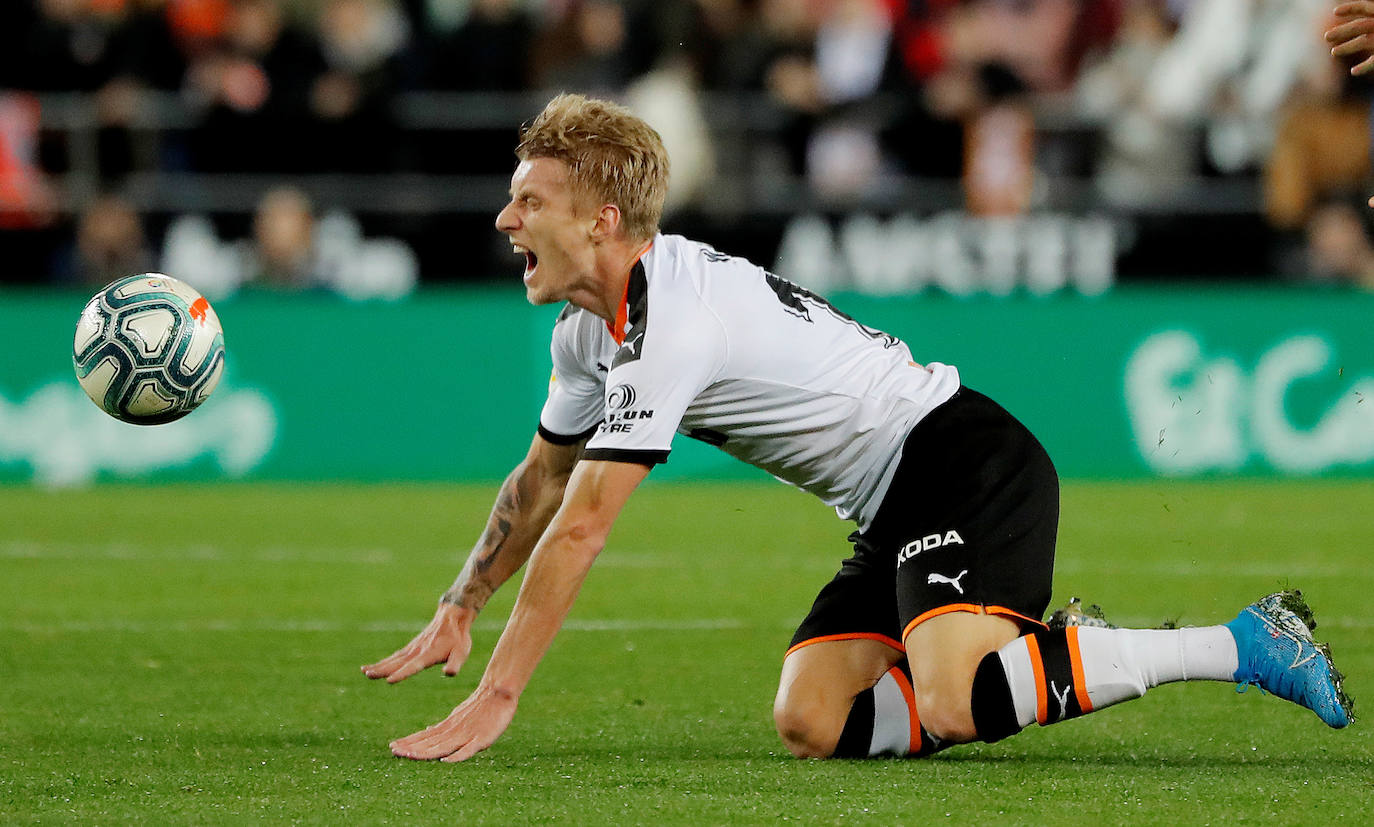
left=763, top=272, right=899, bottom=349
left=538, top=422, right=600, bottom=446
left=581, top=447, right=669, bottom=466
left=611, top=260, right=649, bottom=370
left=687, top=427, right=728, bottom=447
left=556, top=303, right=585, bottom=324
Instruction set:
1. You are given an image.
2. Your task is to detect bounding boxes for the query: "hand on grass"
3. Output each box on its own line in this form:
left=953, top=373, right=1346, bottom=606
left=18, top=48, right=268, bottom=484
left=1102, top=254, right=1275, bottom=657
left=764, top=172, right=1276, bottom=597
left=362, top=601, right=473, bottom=683
left=1327, top=2, right=1374, bottom=75
left=390, top=685, right=518, bottom=762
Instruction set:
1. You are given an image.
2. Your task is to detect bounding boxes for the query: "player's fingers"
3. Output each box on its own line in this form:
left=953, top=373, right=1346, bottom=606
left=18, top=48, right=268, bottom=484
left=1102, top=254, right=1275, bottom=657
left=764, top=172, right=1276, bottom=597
left=445, top=725, right=500, bottom=758
left=361, top=646, right=418, bottom=678
left=361, top=659, right=399, bottom=679
left=445, top=735, right=493, bottom=762
left=403, top=720, right=460, bottom=751
left=394, top=728, right=461, bottom=759
left=392, top=739, right=442, bottom=760
left=384, top=654, right=436, bottom=684
left=390, top=738, right=429, bottom=759
left=1354, top=53, right=1374, bottom=75
left=406, top=710, right=482, bottom=756
left=389, top=724, right=443, bottom=756
left=361, top=655, right=402, bottom=677
left=440, top=747, right=473, bottom=763
left=442, top=646, right=468, bottom=676
left=398, top=740, right=453, bottom=760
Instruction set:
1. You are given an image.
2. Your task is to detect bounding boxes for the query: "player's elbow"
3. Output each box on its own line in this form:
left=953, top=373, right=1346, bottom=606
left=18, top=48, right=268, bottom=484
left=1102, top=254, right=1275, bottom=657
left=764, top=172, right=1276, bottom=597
left=565, top=521, right=609, bottom=551
left=547, top=520, right=610, bottom=560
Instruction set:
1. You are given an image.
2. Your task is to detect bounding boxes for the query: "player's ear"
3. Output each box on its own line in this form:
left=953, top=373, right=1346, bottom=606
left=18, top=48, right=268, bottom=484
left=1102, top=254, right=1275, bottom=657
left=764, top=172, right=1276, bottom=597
left=590, top=203, right=622, bottom=242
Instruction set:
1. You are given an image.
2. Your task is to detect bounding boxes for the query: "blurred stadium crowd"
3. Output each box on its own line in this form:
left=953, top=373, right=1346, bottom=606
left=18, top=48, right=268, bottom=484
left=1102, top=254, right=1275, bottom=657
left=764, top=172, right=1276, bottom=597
left=1, top=0, right=1371, bottom=295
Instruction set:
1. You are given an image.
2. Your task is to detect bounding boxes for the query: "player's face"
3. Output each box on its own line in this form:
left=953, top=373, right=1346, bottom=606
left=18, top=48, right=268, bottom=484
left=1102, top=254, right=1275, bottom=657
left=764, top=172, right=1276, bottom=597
left=495, top=158, right=596, bottom=305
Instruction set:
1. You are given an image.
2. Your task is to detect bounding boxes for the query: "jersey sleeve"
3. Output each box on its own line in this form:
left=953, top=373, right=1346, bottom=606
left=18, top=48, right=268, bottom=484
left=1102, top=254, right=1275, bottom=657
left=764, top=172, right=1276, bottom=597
left=581, top=300, right=726, bottom=465
left=538, top=314, right=604, bottom=444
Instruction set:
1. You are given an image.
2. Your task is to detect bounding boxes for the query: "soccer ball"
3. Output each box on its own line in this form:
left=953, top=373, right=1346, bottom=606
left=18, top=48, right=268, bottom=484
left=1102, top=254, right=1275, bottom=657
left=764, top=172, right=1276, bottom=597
left=73, top=273, right=226, bottom=425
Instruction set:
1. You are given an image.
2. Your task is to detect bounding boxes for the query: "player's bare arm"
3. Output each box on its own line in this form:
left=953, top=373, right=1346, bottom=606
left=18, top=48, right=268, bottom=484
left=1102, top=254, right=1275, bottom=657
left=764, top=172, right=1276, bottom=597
left=361, top=433, right=585, bottom=683
left=439, top=433, right=586, bottom=613
left=389, top=458, right=650, bottom=761
left=1327, top=1, right=1374, bottom=75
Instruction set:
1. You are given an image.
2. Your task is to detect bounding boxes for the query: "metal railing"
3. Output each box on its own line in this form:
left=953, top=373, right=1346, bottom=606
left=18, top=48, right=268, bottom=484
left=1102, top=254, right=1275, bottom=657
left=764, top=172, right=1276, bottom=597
left=24, top=89, right=1261, bottom=218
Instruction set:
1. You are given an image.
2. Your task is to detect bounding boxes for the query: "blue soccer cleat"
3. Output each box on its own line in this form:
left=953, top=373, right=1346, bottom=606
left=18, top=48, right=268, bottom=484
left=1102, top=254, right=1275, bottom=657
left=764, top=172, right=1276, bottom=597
left=1225, top=590, right=1354, bottom=728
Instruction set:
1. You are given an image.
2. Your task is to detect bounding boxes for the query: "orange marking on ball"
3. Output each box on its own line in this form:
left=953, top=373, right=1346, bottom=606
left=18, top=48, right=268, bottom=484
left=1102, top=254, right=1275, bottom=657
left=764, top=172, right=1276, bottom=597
left=190, top=297, right=209, bottom=324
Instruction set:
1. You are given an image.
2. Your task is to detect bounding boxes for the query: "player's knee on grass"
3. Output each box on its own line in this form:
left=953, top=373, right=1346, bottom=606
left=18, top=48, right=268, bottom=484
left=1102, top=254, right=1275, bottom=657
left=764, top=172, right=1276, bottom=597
left=907, top=639, right=983, bottom=743
left=905, top=613, right=1022, bottom=744
left=772, top=691, right=843, bottom=758
left=774, top=638, right=907, bottom=758
left=911, top=682, right=979, bottom=744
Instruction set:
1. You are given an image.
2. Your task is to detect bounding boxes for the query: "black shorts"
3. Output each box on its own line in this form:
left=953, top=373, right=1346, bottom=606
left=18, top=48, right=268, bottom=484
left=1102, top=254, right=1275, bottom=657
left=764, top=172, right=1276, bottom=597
left=787, top=387, right=1059, bottom=657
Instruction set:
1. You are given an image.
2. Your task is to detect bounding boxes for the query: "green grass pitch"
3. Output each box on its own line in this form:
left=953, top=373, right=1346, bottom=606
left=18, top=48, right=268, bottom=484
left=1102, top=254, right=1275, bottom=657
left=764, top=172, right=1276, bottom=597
left=2, top=480, right=1372, bottom=823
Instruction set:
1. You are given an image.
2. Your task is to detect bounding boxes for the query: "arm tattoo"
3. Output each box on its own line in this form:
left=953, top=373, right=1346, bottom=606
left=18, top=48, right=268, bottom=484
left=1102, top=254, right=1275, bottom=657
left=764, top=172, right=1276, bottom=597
left=441, top=469, right=532, bottom=610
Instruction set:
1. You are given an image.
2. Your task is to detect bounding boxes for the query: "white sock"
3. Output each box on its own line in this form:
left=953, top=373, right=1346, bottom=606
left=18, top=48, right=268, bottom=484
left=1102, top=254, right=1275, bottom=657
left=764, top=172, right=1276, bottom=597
left=868, top=667, right=918, bottom=756
left=998, top=626, right=1240, bottom=728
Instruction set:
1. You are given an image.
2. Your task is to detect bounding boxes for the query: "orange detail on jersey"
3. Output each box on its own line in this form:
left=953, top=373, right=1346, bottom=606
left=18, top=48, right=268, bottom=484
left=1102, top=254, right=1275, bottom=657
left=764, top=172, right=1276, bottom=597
left=1026, top=633, right=1049, bottom=725
left=783, top=632, right=905, bottom=660
left=1066, top=626, right=1094, bottom=713
left=607, top=282, right=629, bottom=344
left=190, top=297, right=210, bottom=324
left=900, top=604, right=1048, bottom=643
left=987, top=607, right=1048, bottom=631
left=605, top=241, right=654, bottom=345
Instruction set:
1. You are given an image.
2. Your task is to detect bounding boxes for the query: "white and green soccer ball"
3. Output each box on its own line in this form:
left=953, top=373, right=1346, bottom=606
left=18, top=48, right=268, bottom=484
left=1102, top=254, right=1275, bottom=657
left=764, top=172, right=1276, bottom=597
left=73, top=273, right=226, bottom=425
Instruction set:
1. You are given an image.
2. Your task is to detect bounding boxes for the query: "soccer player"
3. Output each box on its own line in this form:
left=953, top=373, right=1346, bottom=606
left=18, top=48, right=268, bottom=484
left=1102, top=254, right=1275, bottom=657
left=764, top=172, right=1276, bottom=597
left=362, top=94, right=1353, bottom=762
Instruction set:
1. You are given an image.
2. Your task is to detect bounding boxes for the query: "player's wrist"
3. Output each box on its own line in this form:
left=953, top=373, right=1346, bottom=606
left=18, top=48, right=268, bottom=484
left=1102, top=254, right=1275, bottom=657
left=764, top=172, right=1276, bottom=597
left=477, top=679, right=522, bottom=704
left=438, top=591, right=481, bottom=619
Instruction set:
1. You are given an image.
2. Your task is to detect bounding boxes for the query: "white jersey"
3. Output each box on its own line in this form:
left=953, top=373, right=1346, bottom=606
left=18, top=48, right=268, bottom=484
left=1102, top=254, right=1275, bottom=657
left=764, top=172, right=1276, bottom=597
left=539, top=234, right=961, bottom=530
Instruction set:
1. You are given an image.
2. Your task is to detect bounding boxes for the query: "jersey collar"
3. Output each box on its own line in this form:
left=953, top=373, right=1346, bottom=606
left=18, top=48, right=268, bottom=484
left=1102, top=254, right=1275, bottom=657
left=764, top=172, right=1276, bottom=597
left=606, top=240, right=654, bottom=344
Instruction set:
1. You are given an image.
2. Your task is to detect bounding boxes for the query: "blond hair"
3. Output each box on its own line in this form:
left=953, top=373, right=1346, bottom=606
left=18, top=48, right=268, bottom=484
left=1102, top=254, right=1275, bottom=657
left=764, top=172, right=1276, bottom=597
left=516, top=93, right=670, bottom=243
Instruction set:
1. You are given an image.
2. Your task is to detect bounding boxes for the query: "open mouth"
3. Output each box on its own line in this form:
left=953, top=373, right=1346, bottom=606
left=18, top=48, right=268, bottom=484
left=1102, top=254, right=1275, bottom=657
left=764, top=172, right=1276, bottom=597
left=515, top=244, right=538, bottom=280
